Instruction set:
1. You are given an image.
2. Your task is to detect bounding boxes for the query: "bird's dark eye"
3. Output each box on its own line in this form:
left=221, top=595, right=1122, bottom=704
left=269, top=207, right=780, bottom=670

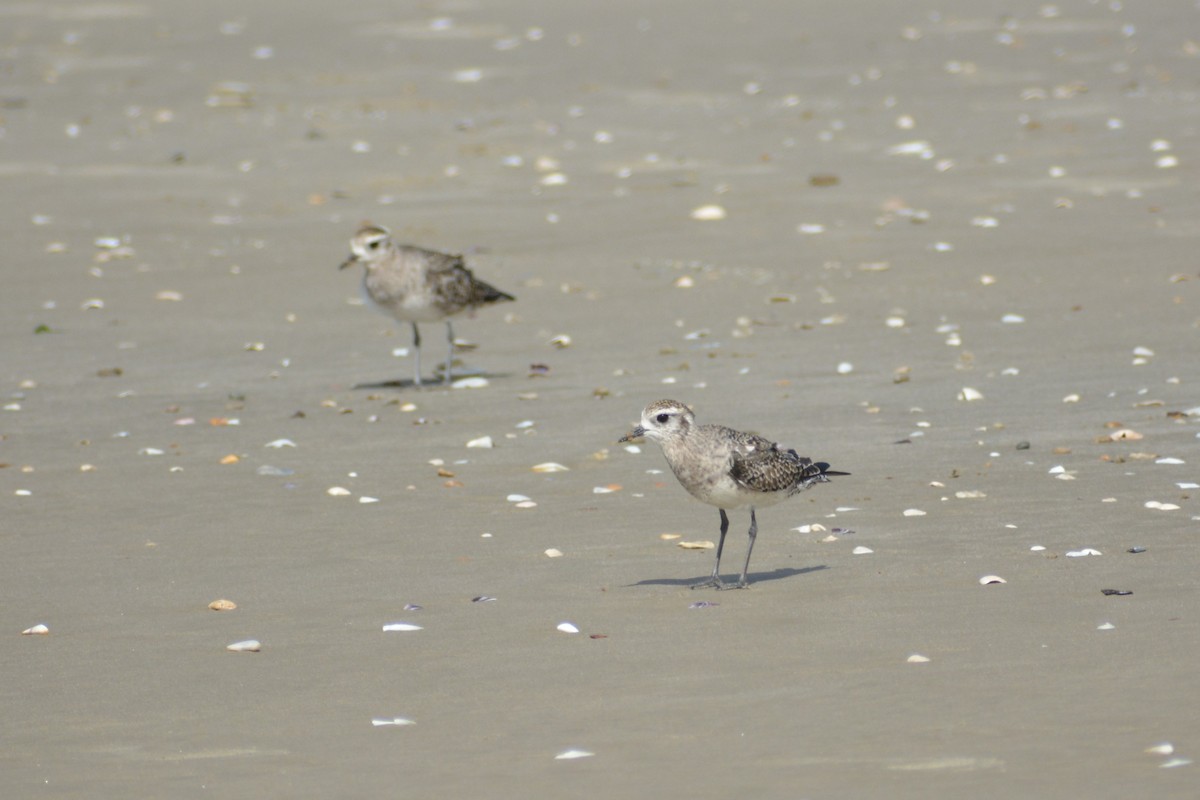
left=368, top=240, right=380, bottom=250
left=656, top=413, right=670, bottom=424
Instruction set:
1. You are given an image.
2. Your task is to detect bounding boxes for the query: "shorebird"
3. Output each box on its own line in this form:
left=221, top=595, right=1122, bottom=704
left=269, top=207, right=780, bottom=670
left=339, top=225, right=515, bottom=387
left=620, top=399, right=847, bottom=589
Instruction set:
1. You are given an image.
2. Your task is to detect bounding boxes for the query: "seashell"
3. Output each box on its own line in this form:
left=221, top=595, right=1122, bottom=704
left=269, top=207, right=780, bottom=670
left=1155, top=457, right=1184, bottom=465
left=674, top=275, right=695, bottom=288
left=155, top=290, right=183, bottom=301
left=690, top=204, right=727, bottom=221
left=689, top=601, right=719, bottom=609
left=979, top=575, right=1007, bottom=585
left=836, top=362, right=854, bottom=375
left=544, top=548, right=563, bottom=558
left=208, top=599, right=237, bottom=611
left=81, top=298, right=105, bottom=310
left=678, top=540, right=714, bottom=550
left=514, top=501, right=537, bottom=508
left=327, top=486, right=351, bottom=496
left=264, top=438, right=296, bottom=448
left=532, top=462, right=569, bottom=473
left=1062, top=393, right=1081, bottom=403
left=539, top=172, right=567, bottom=186
left=592, top=485, right=620, bottom=494
left=1000, top=313, right=1024, bottom=324
left=219, top=454, right=240, bottom=465
left=226, top=639, right=261, bottom=652
left=382, top=622, right=422, bottom=632
left=959, top=387, right=984, bottom=402
left=472, top=596, right=497, bottom=603
left=659, top=533, right=681, bottom=540
left=506, top=494, right=531, bottom=503
left=1144, top=501, right=1180, bottom=511
left=548, top=334, right=572, bottom=349
left=371, top=717, right=415, bottom=727
left=955, top=490, right=986, bottom=499
left=792, top=524, right=828, bottom=534
left=22, top=624, right=49, bottom=635
left=798, top=223, right=826, bottom=235
left=359, top=496, right=379, bottom=504
left=903, top=508, right=927, bottom=517
left=556, top=622, right=580, bottom=634
left=1146, top=743, right=1175, bottom=756
left=1109, top=428, right=1143, bottom=441
left=907, top=654, right=931, bottom=663
left=555, top=749, right=594, bottom=760
left=1097, top=623, right=1115, bottom=630
left=852, top=546, right=874, bottom=555
left=1030, top=545, right=1046, bottom=551
left=466, top=436, right=493, bottom=449
left=140, top=447, right=165, bottom=456
left=451, top=377, right=489, bottom=389
left=887, top=140, right=933, bottom=157
left=1066, top=548, right=1101, bottom=557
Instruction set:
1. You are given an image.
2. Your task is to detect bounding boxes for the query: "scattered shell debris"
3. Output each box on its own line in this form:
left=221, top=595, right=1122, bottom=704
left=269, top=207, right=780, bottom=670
left=22, top=624, right=49, bottom=636
left=1066, top=548, right=1102, bottom=557
left=678, top=540, right=715, bottom=550
left=466, top=436, right=493, bottom=449
left=371, top=717, right=415, bottom=727
left=327, top=486, right=352, bottom=496
left=979, top=575, right=1007, bottom=585
left=382, top=622, right=423, bottom=632
left=532, top=462, right=569, bottom=473
left=208, top=599, right=237, bottom=611
left=544, top=548, right=563, bottom=558
left=690, top=204, right=727, bottom=221
left=1144, top=501, right=1180, bottom=511
left=226, top=639, right=261, bottom=652
left=451, top=377, right=489, bottom=389
left=959, top=387, right=984, bottom=402
left=556, top=622, right=580, bottom=634
left=903, top=509, right=927, bottom=517
left=555, top=749, right=594, bottom=760
left=852, top=546, right=874, bottom=555
left=907, top=654, right=931, bottom=663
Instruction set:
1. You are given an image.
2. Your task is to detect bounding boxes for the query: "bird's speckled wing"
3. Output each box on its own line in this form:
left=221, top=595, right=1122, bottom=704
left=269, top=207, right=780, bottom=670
left=401, top=245, right=513, bottom=314
left=720, top=426, right=829, bottom=494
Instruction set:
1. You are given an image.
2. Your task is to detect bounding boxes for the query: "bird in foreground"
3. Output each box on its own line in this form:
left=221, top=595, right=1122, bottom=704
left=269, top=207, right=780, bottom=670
left=339, top=224, right=515, bottom=387
left=619, top=399, right=847, bottom=589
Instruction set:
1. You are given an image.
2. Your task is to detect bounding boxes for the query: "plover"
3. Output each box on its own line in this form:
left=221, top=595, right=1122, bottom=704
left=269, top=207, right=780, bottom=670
left=620, top=399, right=847, bottom=589
left=339, top=225, right=515, bottom=387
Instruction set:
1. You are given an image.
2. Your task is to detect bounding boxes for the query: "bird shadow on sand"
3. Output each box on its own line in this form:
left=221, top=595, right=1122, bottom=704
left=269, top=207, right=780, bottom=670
left=351, top=371, right=514, bottom=390
left=630, top=564, right=828, bottom=588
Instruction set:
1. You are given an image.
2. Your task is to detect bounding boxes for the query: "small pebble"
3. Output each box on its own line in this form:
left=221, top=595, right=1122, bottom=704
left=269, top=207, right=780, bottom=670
left=1101, top=589, right=1133, bottom=596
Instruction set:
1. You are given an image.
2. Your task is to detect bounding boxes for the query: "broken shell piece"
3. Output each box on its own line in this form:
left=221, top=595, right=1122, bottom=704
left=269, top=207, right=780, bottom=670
left=1066, top=548, right=1102, bottom=557
left=678, top=540, right=715, bottom=550
left=466, top=436, right=493, bottom=449
left=22, top=624, right=49, bottom=635
left=556, top=622, right=580, bottom=634
left=555, top=749, right=594, bottom=760
left=359, top=496, right=380, bottom=504
left=979, top=575, right=1007, bottom=585
left=327, top=486, right=352, bottom=496
left=792, top=523, right=828, bottom=534
left=514, top=500, right=537, bottom=508
left=1097, top=622, right=1116, bottom=630
left=264, top=438, right=296, bottom=448
left=852, top=546, right=873, bottom=555
left=903, top=508, right=927, bottom=517
left=506, top=494, right=531, bottom=503
left=208, top=599, right=237, bottom=611
left=660, top=533, right=682, bottom=540
left=544, top=548, right=564, bottom=558
left=959, top=387, right=984, bottom=402
left=382, top=622, right=422, bottom=632
left=532, top=462, right=569, bottom=473
left=451, top=377, right=489, bottom=389
left=907, top=654, right=931, bottom=663
left=592, top=485, right=621, bottom=494
left=690, top=204, right=727, bottom=221
left=226, top=639, right=261, bottom=652
left=1146, top=743, right=1175, bottom=756
left=371, top=717, right=415, bottom=727
left=1145, top=501, right=1181, bottom=511
left=548, top=334, right=572, bottom=348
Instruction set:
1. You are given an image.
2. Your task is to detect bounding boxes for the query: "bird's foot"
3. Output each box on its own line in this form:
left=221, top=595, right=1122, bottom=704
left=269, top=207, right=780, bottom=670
left=690, top=576, right=729, bottom=590
left=716, top=580, right=750, bottom=591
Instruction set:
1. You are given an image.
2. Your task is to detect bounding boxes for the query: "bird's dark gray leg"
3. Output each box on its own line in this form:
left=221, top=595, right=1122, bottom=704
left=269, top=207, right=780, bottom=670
left=730, top=507, right=758, bottom=589
left=411, top=322, right=423, bottom=387
left=691, top=509, right=730, bottom=590
left=443, top=321, right=455, bottom=384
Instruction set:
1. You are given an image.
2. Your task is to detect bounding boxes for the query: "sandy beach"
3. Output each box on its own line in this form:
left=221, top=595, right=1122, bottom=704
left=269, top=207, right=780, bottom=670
left=2, top=1, right=1198, bottom=797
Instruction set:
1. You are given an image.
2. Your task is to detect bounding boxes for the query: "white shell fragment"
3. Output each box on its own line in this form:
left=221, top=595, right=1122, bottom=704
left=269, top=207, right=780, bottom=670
left=1066, top=548, right=1102, bottom=557
left=327, top=486, right=352, bottom=496
left=532, top=462, right=569, bottom=473
left=226, top=639, right=261, bottom=652
left=979, top=575, right=1007, bottom=585
left=371, top=717, right=415, bottom=727
left=451, top=377, right=490, bottom=389
left=690, top=204, right=727, bottom=221
left=556, top=622, right=580, bottom=634
left=1097, top=623, right=1116, bottom=630
left=358, top=496, right=380, bottom=504
left=544, top=548, right=564, bottom=558
left=907, top=654, right=931, bottom=663
left=852, top=546, right=874, bottom=555
left=506, top=494, right=531, bottom=503
left=903, top=508, right=927, bottom=517
left=1145, top=501, right=1181, bottom=511
left=382, top=623, right=423, bottom=632
left=466, top=436, right=494, bottom=449
left=22, top=624, right=49, bottom=635
left=678, top=540, right=715, bottom=550
left=1146, top=743, right=1175, bottom=756
left=959, top=387, right=984, bottom=402
left=555, top=749, right=595, bottom=760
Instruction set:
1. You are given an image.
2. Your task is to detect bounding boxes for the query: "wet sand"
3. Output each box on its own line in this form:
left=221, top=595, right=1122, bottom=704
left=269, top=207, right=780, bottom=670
left=2, top=1, right=1198, bottom=797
